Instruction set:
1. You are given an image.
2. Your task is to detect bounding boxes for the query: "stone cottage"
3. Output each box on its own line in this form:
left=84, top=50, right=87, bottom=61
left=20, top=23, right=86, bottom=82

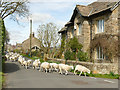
left=58, top=1, right=119, bottom=63
left=16, top=43, right=22, bottom=50
left=22, top=32, right=41, bottom=53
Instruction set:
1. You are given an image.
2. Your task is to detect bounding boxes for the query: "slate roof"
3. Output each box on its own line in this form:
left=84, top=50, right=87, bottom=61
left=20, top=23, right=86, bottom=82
left=76, top=2, right=116, bottom=17
left=58, top=1, right=119, bottom=33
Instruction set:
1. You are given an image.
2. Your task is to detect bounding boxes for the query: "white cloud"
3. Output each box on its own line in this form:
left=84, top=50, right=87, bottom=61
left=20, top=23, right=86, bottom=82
left=17, top=13, right=54, bottom=23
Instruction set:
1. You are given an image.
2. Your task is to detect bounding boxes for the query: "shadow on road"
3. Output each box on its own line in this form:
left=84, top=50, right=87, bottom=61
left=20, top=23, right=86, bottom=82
left=3, top=62, right=20, bottom=73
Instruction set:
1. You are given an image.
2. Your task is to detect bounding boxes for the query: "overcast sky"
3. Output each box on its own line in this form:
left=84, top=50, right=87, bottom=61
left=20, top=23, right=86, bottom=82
left=4, top=0, right=97, bottom=45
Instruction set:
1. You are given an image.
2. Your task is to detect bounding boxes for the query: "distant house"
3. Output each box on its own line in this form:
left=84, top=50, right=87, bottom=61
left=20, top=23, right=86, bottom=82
left=16, top=43, right=22, bottom=50
left=58, top=1, right=119, bottom=63
left=22, top=32, right=41, bottom=53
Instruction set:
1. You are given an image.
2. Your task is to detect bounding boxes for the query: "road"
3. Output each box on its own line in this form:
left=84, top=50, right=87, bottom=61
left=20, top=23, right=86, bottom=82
left=3, top=61, right=118, bottom=88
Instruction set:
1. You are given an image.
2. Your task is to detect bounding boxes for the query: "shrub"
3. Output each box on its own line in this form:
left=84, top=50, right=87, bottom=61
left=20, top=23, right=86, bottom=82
left=110, top=71, right=115, bottom=76
left=64, top=50, right=76, bottom=60
left=77, top=51, right=88, bottom=62
left=70, top=52, right=76, bottom=60
left=64, top=50, right=71, bottom=60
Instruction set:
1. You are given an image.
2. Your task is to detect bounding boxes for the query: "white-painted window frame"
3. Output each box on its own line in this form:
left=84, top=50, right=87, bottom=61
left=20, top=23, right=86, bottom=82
left=97, top=19, right=104, bottom=33
left=78, top=23, right=82, bottom=35
left=96, top=47, right=104, bottom=60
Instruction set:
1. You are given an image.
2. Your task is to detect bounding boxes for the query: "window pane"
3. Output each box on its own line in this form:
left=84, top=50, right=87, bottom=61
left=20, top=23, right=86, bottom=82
left=97, top=47, right=99, bottom=59
left=100, top=47, right=102, bottom=59
left=97, top=19, right=104, bottom=33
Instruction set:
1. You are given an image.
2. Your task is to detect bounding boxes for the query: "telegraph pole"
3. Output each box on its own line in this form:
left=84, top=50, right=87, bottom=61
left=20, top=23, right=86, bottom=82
left=30, top=19, right=32, bottom=57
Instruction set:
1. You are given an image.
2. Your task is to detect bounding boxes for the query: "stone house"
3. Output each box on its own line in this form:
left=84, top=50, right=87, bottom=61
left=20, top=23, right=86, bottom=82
left=58, top=1, right=120, bottom=63
left=22, top=32, right=41, bottom=53
left=16, top=43, right=22, bottom=50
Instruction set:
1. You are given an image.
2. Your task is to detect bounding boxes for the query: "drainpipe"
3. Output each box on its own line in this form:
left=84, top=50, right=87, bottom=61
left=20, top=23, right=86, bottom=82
left=90, top=19, right=93, bottom=62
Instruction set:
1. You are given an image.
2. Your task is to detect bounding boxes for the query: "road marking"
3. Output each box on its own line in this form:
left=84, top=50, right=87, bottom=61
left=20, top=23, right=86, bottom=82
left=104, top=80, right=115, bottom=83
left=90, top=77, right=97, bottom=79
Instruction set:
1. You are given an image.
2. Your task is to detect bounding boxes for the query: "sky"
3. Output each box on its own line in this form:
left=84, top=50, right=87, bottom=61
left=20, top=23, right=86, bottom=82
left=4, top=0, right=97, bottom=45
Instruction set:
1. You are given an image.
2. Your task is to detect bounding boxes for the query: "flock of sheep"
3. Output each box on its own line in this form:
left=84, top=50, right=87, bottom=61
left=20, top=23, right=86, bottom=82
left=5, top=52, right=91, bottom=76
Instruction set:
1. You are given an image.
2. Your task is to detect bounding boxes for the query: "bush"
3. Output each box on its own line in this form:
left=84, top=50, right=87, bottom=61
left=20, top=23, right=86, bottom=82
left=64, top=50, right=71, bottom=60
left=77, top=51, right=88, bottom=62
left=64, top=50, right=76, bottom=60
left=110, top=71, right=115, bottom=76
left=70, top=52, right=76, bottom=60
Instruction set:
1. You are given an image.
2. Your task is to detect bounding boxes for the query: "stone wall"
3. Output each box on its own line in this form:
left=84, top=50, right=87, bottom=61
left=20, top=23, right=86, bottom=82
left=47, top=58, right=118, bottom=74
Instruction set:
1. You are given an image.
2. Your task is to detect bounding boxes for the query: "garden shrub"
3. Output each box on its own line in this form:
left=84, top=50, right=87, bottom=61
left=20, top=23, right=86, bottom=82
left=64, top=50, right=76, bottom=60
left=64, top=50, right=71, bottom=60
left=77, top=51, right=88, bottom=62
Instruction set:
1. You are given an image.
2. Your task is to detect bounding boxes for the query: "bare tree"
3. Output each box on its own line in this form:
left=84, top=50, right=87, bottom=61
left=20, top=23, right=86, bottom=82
left=37, top=23, right=60, bottom=58
left=0, top=0, right=29, bottom=20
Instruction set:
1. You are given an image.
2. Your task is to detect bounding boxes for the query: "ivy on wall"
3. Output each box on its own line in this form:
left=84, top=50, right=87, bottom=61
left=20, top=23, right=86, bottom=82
left=90, top=33, right=118, bottom=61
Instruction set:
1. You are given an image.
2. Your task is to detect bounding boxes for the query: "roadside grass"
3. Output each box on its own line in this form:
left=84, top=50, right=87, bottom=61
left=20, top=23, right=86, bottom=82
left=0, top=72, right=5, bottom=89
left=20, top=53, right=120, bottom=79
left=70, top=70, right=119, bottom=79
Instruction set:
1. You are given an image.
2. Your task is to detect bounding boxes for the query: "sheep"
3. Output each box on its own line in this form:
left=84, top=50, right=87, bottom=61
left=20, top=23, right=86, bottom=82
left=20, top=58, right=25, bottom=66
left=32, top=60, right=41, bottom=70
left=74, top=65, right=90, bottom=77
left=27, top=59, right=32, bottom=67
left=49, top=63, right=56, bottom=72
left=52, top=63, right=59, bottom=72
left=59, top=64, right=74, bottom=75
left=5, top=54, right=10, bottom=61
left=23, top=60, right=29, bottom=69
left=39, top=62, right=50, bottom=73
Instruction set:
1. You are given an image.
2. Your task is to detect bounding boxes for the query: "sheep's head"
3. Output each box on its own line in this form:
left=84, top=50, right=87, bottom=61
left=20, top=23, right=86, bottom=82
left=87, top=69, right=91, bottom=74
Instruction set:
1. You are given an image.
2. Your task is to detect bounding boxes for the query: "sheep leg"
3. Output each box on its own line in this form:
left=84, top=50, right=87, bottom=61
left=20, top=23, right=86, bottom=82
left=79, top=71, right=82, bottom=76
left=84, top=73, right=86, bottom=77
left=33, top=66, right=35, bottom=69
left=74, top=70, right=77, bottom=75
left=45, top=69, right=48, bottom=73
left=39, top=66, right=42, bottom=71
left=65, top=70, right=68, bottom=75
left=59, top=68, right=62, bottom=74
left=26, top=66, right=28, bottom=69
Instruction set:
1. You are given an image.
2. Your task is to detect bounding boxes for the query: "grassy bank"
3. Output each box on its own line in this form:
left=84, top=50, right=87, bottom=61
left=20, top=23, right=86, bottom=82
left=71, top=70, right=119, bottom=79
left=0, top=72, right=5, bottom=89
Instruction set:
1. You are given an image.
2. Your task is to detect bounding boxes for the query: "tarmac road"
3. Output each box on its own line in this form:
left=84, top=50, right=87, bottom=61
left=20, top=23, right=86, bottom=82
left=3, top=61, right=118, bottom=88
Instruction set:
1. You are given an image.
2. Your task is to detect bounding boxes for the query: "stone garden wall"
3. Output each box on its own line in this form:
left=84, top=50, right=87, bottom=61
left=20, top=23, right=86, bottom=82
left=47, top=58, right=118, bottom=74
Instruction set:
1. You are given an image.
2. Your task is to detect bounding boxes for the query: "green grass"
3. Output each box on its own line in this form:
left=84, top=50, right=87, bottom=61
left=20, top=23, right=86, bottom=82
left=0, top=72, right=5, bottom=89
left=70, top=70, right=119, bottom=79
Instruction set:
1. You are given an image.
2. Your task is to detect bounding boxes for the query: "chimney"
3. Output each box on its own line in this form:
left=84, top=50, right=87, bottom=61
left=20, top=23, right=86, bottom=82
left=32, top=32, right=34, bottom=37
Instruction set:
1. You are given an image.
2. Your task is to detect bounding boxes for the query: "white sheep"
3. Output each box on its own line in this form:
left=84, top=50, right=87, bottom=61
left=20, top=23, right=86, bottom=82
left=74, top=65, right=90, bottom=77
left=20, top=58, right=25, bottom=66
left=52, top=63, right=59, bottom=72
left=49, top=63, right=56, bottom=72
left=27, top=59, right=32, bottom=67
left=23, top=60, right=29, bottom=69
left=59, top=64, right=74, bottom=75
left=32, top=60, right=41, bottom=70
left=39, top=62, right=50, bottom=73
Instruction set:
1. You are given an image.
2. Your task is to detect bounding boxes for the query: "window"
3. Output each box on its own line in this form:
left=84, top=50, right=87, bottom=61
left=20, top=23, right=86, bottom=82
left=97, top=19, right=104, bottom=33
left=96, top=47, right=104, bottom=60
left=78, top=23, right=82, bottom=35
